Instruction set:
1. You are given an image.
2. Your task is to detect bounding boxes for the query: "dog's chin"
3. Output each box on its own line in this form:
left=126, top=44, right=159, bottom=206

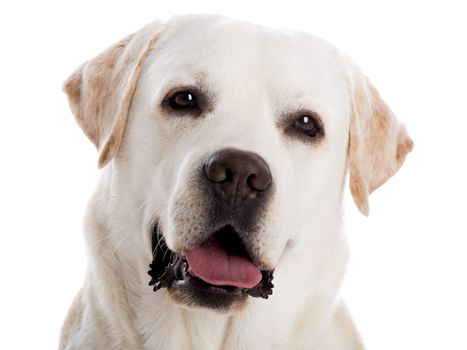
left=167, top=269, right=250, bottom=313
left=148, top=225, right=274, bottom=312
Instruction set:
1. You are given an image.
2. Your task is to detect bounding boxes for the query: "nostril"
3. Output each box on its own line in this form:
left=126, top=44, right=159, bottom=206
left=225, top=168, right=233, bottom=183
left=247, top=173, right=271, bottom=192
left=205, top=159, right=227, bottom=183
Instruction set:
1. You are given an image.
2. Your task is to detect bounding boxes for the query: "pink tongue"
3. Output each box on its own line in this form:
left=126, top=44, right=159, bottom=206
left=184, top=237, right=261, bottom=289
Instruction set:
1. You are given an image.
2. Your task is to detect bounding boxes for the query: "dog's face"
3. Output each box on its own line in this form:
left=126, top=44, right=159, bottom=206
left=64, top=15, right=413, bottom=312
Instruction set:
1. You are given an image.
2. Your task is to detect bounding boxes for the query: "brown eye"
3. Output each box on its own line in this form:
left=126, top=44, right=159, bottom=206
left=168, top=91, right=197, bottom=110
left=293, top=115, right=321, bottom=138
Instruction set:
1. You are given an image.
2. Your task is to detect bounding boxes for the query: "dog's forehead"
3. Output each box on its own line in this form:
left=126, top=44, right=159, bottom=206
left=140, top=16, right=349, bottom=129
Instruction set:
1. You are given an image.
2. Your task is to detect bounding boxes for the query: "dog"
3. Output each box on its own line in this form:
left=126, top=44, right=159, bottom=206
left=59, top=14, right=413, bottom=349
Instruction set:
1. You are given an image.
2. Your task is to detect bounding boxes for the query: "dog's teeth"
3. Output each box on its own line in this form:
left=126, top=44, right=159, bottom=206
left=154, top=281, right=163, bottom=291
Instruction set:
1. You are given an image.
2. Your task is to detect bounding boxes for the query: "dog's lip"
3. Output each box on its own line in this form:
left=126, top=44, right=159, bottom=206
left=174, top=263, right=247, bottom=294
left=148, top=224, right=275, bottom=299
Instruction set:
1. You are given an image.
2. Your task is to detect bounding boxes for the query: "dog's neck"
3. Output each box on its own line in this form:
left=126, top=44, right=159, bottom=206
left=81, top=173, right=348, bottom=349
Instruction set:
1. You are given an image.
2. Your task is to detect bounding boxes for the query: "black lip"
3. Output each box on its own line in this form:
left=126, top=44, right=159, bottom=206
left=148, top=225, right=274, bottom=309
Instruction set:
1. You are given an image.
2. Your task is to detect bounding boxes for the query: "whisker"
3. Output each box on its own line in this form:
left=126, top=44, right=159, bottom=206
left=110, top=230, right=132, bottom=259
left=88, top=224, right=132, bottom=248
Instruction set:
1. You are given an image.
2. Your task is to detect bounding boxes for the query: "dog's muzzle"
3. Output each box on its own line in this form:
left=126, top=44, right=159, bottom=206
left=148, top=149, right=275, bottom=310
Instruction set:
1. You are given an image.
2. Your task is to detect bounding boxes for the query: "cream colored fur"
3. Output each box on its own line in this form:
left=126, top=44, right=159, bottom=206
left=60, top=15, right=412, bottom=350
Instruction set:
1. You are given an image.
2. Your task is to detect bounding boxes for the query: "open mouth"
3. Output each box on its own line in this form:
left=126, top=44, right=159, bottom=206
left=148, top=225, right=274, bottom=309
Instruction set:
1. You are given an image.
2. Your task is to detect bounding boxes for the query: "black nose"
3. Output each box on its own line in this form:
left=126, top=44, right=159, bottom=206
left=204, top=149, right=272, bottom=201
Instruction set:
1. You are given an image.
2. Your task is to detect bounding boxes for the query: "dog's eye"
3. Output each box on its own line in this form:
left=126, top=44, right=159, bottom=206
left=168, top=91, right=198, bottom=110
left=293, top=115, right=322, bottom=138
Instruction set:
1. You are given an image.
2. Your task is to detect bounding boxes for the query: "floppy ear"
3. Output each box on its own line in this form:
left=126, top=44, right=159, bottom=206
left=63, top=22, right=162, bottom=168
left=347, top=64, right=413, bottom=216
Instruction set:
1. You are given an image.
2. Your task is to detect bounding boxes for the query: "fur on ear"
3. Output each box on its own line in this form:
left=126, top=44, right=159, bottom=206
left=346, top=64, right=413, bottom=216
left=63, top=22, right=162, bottom=168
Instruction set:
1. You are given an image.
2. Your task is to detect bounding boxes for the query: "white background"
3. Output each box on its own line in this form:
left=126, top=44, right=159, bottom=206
left=0, top=0, right=466, bottom=349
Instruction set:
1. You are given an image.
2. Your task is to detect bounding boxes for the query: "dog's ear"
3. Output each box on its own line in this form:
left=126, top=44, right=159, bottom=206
left=63, top=23, right=162, bottom=168
left=346, top=63, right=413, bottom=216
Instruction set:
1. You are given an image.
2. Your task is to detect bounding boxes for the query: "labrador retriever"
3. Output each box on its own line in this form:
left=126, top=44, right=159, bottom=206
left=59, top=14, right=413, bottom=350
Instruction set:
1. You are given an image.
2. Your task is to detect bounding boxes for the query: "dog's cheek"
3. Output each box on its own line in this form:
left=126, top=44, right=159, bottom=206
left=157, top=153, right=207, bottom=250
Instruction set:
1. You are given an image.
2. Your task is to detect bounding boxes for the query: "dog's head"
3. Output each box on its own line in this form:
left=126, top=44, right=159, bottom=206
left=64, top=15, right=412, bottom=312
